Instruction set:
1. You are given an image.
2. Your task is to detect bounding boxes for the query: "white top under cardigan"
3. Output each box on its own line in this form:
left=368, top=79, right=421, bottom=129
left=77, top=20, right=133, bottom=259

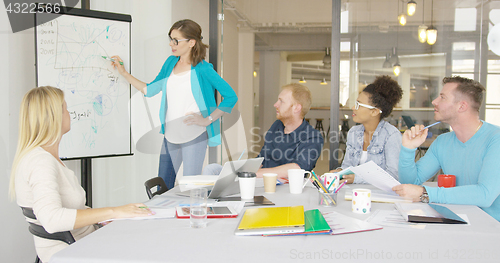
left=142, top=69, right=206, bottom=144
left=15, top=147, right=94, bottom=262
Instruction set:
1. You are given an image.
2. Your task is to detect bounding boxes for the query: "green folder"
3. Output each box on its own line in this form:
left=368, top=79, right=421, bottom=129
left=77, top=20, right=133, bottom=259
left=264, top=209, right=331, bottom=236
left=304, top=209, right=331, bottom=232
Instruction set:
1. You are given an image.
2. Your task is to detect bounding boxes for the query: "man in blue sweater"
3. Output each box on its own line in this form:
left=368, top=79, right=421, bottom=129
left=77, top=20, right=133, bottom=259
left=393, top=76, right=500, bottom=221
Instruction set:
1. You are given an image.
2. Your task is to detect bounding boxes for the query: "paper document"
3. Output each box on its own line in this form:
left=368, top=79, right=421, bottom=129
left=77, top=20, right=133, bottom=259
left=349, top=161, right=400, bottom=192
left=321, top=211, right=382, bottom=235
left=345, top=189, right=412, bottom=203
left=100, top=208, right=176, bottom=223
left=365, top=209, right=426, bottom=229
left=143, top=195, right=190, bottom=208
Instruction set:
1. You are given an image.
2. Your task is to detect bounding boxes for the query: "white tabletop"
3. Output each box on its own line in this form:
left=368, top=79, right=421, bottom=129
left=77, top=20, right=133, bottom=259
left=51, top=183, right=500, bottom=263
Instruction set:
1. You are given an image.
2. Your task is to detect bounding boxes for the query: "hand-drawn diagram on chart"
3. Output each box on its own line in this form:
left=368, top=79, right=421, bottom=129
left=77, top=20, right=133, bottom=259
left=36, top=12, right=132, bottom=159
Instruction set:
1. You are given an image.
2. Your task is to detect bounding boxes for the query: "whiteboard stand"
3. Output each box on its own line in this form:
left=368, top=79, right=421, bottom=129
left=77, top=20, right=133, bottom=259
left=81, top=158, right=92, bottom=207
left=35, top=7, right=133, bottom=207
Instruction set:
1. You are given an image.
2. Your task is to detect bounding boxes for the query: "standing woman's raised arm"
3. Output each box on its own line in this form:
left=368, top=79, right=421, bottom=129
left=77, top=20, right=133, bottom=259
left=110, top=55, right=147, bottom=93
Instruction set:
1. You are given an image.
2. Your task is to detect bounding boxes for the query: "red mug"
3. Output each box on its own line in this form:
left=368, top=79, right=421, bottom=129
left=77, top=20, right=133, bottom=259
left=438, top=174, right=456, bottom=188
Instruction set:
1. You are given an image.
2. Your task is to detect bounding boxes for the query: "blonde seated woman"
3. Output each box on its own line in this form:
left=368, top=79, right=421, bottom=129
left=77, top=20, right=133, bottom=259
left=9, top=86, right=154, bottom=262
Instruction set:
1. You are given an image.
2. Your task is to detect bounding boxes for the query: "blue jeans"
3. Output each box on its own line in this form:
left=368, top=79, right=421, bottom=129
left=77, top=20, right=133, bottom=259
left=158, top=132, right=208, bottom=189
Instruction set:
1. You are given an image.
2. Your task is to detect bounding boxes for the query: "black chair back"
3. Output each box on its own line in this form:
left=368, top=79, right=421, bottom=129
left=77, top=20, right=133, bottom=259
left=144, top=177, right=169, bottom=199
left=21, top=207, right=76, bottom=245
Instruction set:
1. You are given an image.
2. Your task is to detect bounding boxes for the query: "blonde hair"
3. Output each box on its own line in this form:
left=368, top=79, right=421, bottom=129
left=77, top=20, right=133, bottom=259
left=9, top=86, right=65, bottom=200
left=282, top=83, right=312, bottom=118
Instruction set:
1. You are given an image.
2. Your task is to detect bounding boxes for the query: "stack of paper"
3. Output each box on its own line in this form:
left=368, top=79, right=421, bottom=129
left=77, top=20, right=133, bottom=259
left=321, top=211, right=383, bottom=235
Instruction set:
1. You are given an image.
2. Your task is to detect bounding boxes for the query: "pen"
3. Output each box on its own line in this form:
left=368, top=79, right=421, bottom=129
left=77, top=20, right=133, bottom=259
left=138, top=206, right=148, bottom=209
left=312, top=171, right=328, bottom=193
left=334, top=181, right=347, bottom=194
left=102, top=56, right=124, bottom=65
left=423, top=121, right=441, bottom=130
left=238, top=149, right=246, bottom=161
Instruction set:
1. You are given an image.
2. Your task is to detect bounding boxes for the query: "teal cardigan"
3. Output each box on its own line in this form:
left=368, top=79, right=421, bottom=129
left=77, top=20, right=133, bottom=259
left=146, top=56, right=238, bottom=147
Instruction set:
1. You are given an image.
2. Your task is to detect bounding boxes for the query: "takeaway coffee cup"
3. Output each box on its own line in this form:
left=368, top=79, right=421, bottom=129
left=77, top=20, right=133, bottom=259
left=238, top=172, right=257, bottom=199
left=263, top=173, right=278, bottom=193
left=438, top=174, right=456, bottom=188
left=288, top=169, right=312, bottom=194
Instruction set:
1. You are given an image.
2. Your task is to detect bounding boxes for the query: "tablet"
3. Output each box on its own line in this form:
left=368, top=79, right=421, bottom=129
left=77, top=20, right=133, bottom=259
left=175, top=206, right=238, bottom=218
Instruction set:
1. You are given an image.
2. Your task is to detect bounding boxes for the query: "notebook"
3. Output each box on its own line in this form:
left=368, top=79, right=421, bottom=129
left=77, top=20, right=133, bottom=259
left=264, top=209, right=332, bottom=236
left=234, top=206, right=305, bottom=236
left=395, top=203, right=467, bottom=224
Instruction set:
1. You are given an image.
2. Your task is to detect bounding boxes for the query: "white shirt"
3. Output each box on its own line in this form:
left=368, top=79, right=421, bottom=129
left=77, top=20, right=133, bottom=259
left=15, top=147, right=94, bottom=262
left=359, top=151, right=368, bottom=165
left=164, top=70, right=206, bottom=143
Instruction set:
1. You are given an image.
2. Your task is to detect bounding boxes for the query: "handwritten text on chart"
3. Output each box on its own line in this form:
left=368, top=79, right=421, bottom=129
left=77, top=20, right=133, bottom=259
left=70, top=110, right=92, bottom=121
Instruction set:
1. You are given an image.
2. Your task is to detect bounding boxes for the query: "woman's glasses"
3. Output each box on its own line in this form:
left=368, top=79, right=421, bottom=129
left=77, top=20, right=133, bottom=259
left=169, top=36, right=189, bottom=46
left=355, top=101, right=382, bottom=113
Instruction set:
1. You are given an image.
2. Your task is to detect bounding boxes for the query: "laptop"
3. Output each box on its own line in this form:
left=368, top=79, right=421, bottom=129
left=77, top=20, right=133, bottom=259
left=176, top=157, right=264, bottom=199
left=402, top=115, right=415, bottom=128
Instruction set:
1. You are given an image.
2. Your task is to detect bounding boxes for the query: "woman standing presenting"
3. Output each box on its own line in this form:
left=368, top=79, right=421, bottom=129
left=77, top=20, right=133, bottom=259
left=112, top=19, right=238, bottom=189
left=9, top=86, right=153, bottom=262
left=332, top=75, right=403, bottom=184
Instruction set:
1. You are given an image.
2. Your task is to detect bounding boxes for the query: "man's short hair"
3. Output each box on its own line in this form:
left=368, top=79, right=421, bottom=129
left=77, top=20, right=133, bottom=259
left=443, top=76, right=485, bottom=112
left=282, top=83, right=312, bottom=118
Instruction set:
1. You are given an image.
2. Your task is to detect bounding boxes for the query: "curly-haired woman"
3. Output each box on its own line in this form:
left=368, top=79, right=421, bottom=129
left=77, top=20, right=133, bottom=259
left=332, top=75, right=403, bottom=184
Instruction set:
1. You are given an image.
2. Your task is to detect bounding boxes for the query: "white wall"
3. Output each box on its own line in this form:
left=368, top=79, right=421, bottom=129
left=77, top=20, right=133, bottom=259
left=0, top=0, right=209, bottom=261
left=0, top=9, right=39, bottom=263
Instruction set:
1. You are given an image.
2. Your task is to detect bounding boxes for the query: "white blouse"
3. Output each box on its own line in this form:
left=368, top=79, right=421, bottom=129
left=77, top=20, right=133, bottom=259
left=15, top=147, right=94, bottom=262
left=164, top=69, right=206, bottom=143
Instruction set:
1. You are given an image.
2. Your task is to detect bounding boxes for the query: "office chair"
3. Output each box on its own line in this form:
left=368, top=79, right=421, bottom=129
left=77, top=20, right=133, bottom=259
left=20, top=207, right=76, bottom=263
left=144, top=177, right=169, bottom=199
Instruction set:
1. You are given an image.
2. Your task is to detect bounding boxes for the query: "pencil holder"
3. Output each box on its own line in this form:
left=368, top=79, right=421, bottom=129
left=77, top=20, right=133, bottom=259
left=318, top=191, right=338, bottom=207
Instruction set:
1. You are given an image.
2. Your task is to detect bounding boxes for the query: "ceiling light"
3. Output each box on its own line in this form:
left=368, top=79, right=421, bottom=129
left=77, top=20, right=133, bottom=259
left=383, top=53, right=392, bottom=68
left=417, top=0, right=427, bottom=43
left=398, top=13, right=407, bottom=26
left=426, top=0, right=437, bottom=45
left=253, top=71, right=257, bottom=77
left=426, top=26, right=437, bottom=45
left=299, top=76, right=306, bottom=83
left=320, top=78, right=328, bottom=85
left=418, top=25, right=428, bottom=43
left=393, top=62, right=401, bottom=76
left=323, top=47, right=331, bottom=69
left=410, top=83, right=416, bottom=90
left=423, top=84, right=429, bottom=90
left=407, top=0, right=417, bottom=16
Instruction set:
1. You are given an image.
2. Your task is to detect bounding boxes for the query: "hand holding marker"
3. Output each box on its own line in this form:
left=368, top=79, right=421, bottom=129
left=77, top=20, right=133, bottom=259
left=102, top=56, right=123, bottom=65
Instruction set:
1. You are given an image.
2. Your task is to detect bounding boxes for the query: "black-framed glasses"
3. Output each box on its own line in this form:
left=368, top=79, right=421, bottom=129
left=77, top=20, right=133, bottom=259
left=355, top=100, right=382, bottom=113
left=169, top=36, right=189, bottom=46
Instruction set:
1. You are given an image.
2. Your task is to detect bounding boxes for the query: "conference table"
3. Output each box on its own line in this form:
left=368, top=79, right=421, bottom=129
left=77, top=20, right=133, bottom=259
left=51, top=182, right=500, bottom=263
